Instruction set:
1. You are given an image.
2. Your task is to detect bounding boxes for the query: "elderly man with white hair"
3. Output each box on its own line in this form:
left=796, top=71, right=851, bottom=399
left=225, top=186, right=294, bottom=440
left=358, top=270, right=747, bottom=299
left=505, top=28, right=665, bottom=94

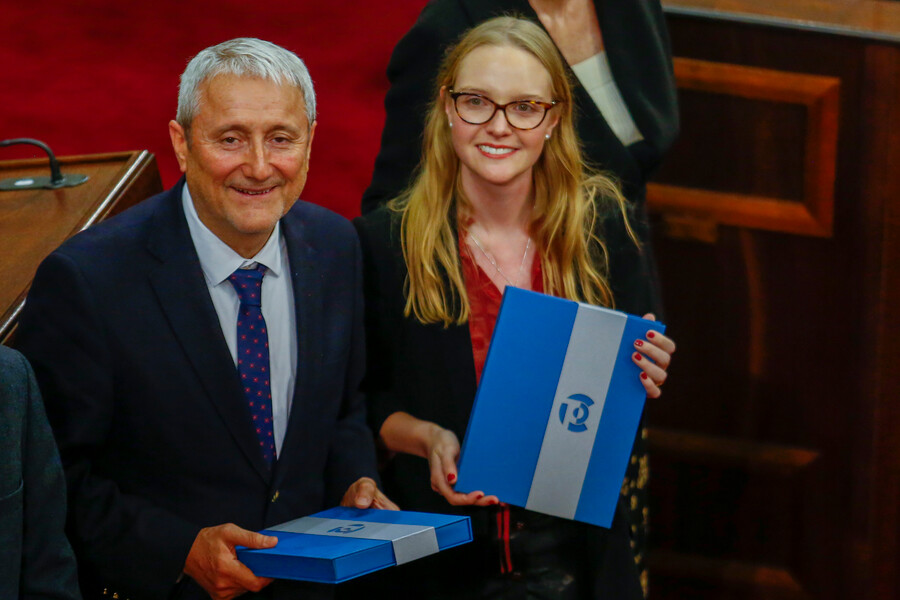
left=16, top=37, right=394, bottom=600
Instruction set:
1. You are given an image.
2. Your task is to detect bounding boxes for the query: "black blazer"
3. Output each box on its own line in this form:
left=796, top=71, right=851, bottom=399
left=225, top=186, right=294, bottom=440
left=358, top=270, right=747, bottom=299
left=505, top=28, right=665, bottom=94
left=361, top=0, right=679, bottom=316
left=352, top=207, right=642, bottom=599
left=15, top=181, right=378, bottom=600
left=0, top=346, right=80, bottom=600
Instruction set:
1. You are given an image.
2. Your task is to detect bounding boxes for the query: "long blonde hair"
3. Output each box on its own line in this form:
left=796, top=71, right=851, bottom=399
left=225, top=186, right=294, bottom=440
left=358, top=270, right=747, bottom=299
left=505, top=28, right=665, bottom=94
left=391, top=16, right=636, bottom=326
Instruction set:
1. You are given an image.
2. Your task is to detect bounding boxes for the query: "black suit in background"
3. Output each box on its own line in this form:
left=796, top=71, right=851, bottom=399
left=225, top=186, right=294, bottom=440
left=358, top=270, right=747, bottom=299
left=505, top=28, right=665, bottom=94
left=343, top=208, right=643, bottom=599
left=0, top=346, right=80, bottom=600
left=360, top=3, right=679, bottom=586
left=15, top=181, right=377, bottom=600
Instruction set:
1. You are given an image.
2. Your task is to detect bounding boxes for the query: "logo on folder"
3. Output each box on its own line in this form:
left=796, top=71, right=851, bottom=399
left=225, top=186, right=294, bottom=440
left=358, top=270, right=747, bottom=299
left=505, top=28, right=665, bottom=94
left=558, top=394, right=594, bottom=433
left=327, top=523, right=366, bottom=534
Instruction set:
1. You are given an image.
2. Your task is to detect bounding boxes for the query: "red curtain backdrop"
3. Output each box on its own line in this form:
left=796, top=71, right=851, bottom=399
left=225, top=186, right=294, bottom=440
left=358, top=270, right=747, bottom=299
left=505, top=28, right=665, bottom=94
left=1, top=0, right=425, bottom=218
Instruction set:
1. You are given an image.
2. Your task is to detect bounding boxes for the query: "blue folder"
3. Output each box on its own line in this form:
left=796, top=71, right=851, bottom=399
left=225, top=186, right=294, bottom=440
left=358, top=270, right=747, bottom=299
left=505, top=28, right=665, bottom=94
left=456, top=287, right=664, bottom=528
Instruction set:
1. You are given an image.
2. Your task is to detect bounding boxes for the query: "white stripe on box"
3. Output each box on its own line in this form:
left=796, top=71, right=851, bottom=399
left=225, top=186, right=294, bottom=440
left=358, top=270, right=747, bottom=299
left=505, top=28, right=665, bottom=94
left=269, top=516, right=439, bottom=565
left=525, top=304, right=626, bottom=519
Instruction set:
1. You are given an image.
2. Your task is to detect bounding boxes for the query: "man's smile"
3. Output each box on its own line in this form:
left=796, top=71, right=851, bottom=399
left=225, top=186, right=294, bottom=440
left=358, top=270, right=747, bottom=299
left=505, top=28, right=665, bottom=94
left=231, top=185, right=277, bottom=196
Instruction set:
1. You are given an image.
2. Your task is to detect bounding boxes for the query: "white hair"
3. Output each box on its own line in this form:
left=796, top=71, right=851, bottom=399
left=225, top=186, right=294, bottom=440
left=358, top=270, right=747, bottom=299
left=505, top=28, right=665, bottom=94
left=176, top=37, right=316, bottom=131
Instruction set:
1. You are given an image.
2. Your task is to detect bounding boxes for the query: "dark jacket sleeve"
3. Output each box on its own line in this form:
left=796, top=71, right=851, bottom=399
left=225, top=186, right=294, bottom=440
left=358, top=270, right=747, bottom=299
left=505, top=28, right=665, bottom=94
left=0, top=347, right=81, bottom=600
left=361, top=1, right=473, bottom=214
left=600, top=0, right=680, bottom=177
left=15, top=252, right=200, bottom=600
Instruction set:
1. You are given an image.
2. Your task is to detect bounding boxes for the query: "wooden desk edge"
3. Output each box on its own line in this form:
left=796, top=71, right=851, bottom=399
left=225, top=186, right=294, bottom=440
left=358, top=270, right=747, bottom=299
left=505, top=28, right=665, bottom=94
left=664, top=0, right=900, bottom=44
left=1, top=150, right=159, bottom=344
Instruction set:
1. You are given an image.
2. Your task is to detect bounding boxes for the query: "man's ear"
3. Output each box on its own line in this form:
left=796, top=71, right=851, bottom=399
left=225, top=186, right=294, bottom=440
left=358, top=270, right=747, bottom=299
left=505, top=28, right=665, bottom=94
left=168, top=120, right=189, bottom=173
left=305, top=120, right=317, bottom=164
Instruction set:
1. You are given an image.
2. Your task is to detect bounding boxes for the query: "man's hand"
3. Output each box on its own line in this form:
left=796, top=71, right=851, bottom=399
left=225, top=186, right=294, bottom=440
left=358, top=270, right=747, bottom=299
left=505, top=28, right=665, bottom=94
left=183, top=523, right=276, bottom=600
left=340, top=477, right=400, bottom=510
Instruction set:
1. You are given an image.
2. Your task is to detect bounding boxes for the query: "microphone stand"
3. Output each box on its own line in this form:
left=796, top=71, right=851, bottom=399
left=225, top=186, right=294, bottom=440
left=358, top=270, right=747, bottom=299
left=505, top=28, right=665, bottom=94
left=0, top=138, right=89, bottom=190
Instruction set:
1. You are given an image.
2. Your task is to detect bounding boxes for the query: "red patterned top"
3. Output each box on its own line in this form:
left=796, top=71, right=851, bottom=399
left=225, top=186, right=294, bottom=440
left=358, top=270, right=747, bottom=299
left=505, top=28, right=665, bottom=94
left=459, top=234, right=543, bottom=384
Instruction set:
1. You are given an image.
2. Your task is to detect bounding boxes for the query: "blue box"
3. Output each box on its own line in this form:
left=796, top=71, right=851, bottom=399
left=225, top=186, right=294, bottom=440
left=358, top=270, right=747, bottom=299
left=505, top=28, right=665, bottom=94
left=237, top=507, right=472, bottom=583
left=456, top=287, right=664, bottom=528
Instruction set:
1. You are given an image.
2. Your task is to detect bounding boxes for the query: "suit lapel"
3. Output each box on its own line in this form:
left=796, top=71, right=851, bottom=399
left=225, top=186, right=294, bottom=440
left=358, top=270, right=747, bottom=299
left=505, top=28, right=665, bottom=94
left=146, top=184, right=271, bottom=483
left=271, top=212, right=322, bottom=482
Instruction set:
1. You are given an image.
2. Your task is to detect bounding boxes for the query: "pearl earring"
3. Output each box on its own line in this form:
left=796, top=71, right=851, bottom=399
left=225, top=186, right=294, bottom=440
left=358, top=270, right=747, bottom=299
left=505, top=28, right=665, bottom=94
left=545, top=133, right=551, bottom=139
left=449, top=121, right=454, bottom=128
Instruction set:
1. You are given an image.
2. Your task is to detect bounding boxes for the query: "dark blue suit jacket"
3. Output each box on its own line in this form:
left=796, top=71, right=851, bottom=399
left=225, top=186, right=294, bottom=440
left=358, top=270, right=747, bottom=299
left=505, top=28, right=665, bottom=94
left=0, top=346, right=80, bottom=600
left=16, top=181, right=378, bottom=600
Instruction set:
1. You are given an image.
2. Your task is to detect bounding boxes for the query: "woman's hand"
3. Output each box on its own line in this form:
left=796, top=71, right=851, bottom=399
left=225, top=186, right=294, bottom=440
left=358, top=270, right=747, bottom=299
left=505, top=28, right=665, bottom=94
left=425, top=424, right=498, bottom=506
left=632, top=313, right=676, bottom=398
left=379, top=412, right=498, bottom=507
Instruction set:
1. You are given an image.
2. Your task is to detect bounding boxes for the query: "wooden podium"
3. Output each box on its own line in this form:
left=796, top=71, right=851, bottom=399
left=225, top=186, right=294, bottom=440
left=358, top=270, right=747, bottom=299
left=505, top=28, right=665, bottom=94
left=0, top=150, right=163, bottom=343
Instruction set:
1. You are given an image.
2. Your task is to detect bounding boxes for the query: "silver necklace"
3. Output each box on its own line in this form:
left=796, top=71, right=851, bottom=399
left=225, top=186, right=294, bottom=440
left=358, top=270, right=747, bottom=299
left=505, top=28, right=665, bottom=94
left=468, top=230, right=532, bottom=287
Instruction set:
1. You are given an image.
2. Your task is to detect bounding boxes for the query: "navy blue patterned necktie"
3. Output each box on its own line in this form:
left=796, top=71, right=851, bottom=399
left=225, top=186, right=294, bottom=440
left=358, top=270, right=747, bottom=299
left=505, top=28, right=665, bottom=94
left=228, top=265, right=275, bottom=465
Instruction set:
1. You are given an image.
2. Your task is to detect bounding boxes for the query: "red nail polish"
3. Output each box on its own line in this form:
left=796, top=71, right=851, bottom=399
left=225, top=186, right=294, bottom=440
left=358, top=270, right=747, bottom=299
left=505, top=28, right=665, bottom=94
left=634, top=353, right=642, bottom=361
left=476, top=493, right=484, bottom=500
left=447, top=473, right=456, bottom=483
left=634, top=339, right=644, bottom=347
left=641, top=372, right=648, bottom=380
left=647, top=331, right=656, bottom=339
left=490, top=499, right=498, bottom=505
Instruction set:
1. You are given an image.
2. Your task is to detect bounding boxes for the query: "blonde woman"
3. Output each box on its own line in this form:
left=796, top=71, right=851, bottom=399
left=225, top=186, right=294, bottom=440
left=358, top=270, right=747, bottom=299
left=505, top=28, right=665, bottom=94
left=353, top=17, right=675, bottom=599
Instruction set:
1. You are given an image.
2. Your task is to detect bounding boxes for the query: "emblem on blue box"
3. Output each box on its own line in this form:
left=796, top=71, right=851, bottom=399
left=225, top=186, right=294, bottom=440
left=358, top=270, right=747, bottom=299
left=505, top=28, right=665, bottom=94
left=327, top=523, right=366, bottom=534
left=559, top=393, right=594, bottom=433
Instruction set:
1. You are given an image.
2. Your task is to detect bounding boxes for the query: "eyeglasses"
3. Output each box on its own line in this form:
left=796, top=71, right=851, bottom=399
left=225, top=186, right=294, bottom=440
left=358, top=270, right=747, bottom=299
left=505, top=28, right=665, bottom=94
left=448, top=90, right=557, bottom=130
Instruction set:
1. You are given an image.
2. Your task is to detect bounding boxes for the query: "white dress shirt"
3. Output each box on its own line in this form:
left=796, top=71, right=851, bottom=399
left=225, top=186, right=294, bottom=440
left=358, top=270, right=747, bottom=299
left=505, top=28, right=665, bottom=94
left=182, top=185, right=297, bottom=457
left=571, top=51, right=644, bottom=147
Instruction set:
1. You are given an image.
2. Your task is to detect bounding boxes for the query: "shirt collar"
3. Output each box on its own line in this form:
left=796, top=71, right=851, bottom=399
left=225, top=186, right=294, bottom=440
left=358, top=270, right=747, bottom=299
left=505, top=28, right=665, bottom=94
left=181, top=184, right=285, bottom=286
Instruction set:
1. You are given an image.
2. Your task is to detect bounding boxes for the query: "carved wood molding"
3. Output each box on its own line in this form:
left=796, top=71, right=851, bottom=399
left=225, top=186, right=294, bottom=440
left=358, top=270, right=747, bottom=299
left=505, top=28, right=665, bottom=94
left=647, top=427, right=819, bottom=476
left=663, top=0, right=900, bottom=43
left=648, top=57, right=840, bottom=237
left=649, top=549, right=811, bottom=599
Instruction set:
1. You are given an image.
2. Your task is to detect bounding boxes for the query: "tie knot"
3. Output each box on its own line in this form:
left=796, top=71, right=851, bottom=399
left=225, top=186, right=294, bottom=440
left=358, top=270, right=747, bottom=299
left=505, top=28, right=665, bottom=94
left=228, top=265, right=266, bottom=307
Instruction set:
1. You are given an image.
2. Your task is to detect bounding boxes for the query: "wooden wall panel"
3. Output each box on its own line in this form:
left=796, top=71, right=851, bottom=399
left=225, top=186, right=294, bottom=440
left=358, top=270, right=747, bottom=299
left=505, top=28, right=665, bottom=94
left=646, top=6, right=900, bottom=599
left=649, top=59, right=839, bottom=237
left=853, top=42, right=900, bottom=600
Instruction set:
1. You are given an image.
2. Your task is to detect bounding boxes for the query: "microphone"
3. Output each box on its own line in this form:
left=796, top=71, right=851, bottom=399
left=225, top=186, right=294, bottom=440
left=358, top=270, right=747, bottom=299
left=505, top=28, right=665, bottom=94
left=0, top=138, right=89, bottom=190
